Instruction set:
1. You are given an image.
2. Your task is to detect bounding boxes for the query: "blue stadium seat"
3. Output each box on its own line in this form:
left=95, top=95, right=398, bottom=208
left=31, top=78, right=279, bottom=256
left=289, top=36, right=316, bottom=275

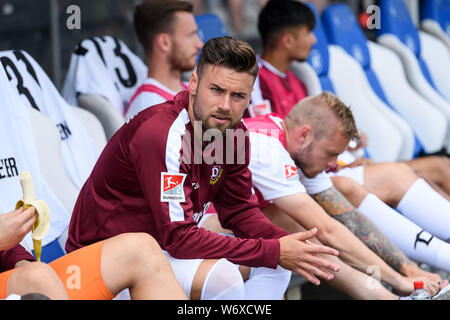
left=321, top=4, right=424, bottom=157
left=419, top=0, right=450, bottom=101
left=376, top=0, right=450, bottom=152
left=420, top=0, right=450, bottom=40
left=305, top=3, right=417, bottom=162
left=195, top=14, right=228, bottom=44
left=377, top=0, right=450, bottom=101
left=377, top=0, right=437, bottom=89
left=306, top=3, right=374, bottom=156
left=194, top=13, right=229, bottom=67
left=306, top=4, right=336, bottom=94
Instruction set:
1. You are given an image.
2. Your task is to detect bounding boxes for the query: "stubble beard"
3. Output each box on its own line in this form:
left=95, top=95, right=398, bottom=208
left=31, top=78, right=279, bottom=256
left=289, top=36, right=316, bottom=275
left=292, top=143, right=317, bottom=178
left=192, top=97, right=239, bottom=138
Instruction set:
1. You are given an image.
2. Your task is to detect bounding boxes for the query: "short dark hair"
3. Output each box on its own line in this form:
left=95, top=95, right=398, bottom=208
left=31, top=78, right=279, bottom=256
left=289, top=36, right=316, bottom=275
left=134, top=0, right=193, bottom=55
left=196, top=36, right=258, bottom=80
left=258, top=0, right=316, bottom=49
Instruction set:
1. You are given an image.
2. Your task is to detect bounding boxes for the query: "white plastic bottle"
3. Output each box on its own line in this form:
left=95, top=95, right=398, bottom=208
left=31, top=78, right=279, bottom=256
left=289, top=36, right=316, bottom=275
left=410, top=281, right=431, bottom=300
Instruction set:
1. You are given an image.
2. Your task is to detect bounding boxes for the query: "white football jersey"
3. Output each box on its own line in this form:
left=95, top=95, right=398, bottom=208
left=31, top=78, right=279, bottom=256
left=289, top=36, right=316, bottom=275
left=244, top=114, right=332, bottom=203
left=62, top=36, right=148, bottom=114
left=124, top=78, right=188, bottom=120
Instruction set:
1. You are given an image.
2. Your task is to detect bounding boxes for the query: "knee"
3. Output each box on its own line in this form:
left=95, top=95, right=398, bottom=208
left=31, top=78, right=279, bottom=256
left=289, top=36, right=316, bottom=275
left=331, top=176, right=353, bottom=196
left=430, top=156, right=450, bottom=176
left=251, top=265, right=292, bottom=284
left=246, top=266, right=292, bottom=299
left=113, top=233, right=166, bottom=267
left=385, top=162, right=414, bottom=180
left=209, top=259, right=243, bottom=288
left=414, top=170, right=431, bottom=183
left=14, top=262, right=61, bottom=289
left=116, top=232, right=160, bottom=255
left=23, top=262, right=58, bottom=280
left=331, top=176, right=367, bottom=206
left=444, top=156, right=450, bottom=167
left=272, top=265, right=292, bottom=290
left=201, top=259, right=245, bottom=300
left=372, top=163, right=416, bottom=205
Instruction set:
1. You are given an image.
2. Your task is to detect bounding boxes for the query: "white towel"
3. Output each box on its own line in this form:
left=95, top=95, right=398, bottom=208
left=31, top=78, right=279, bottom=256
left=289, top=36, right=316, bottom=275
left=0, top=66, right=70, bottom=249
left=0, top=49, right=100, bottom=189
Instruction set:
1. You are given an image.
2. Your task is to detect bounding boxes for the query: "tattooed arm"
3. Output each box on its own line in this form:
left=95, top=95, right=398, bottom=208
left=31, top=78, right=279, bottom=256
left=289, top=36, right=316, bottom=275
left=273, top=188, right=438, bottom=295
left=273, top=190, right=409, bottom=280
left=311, top=186, right=419, bottom=275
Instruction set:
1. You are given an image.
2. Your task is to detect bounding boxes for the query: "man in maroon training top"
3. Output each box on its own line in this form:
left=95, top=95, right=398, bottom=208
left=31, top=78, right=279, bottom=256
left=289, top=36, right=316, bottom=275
left=67, top=36, right=340, bottom=300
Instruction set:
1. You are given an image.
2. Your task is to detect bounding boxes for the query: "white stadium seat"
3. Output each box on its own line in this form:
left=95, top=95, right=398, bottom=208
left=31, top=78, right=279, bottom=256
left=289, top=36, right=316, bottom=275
left=367, top=40, right=447, bottom=154
left=27, top=107, right=79, bottom=215
left=376, top=0, right=450, bottom=152
left=327, top=44, right=415, bottom=162
left=71, top=106, right=107, bottom=152
left=289, top=61, right=323, bottom=96
left=419, top=31, right=450, bottom=101
left=420, top=0, right=450, bottom=52
left=303, top=3, right=415, bottom=162
left=320, top=3, right=449, bottom=157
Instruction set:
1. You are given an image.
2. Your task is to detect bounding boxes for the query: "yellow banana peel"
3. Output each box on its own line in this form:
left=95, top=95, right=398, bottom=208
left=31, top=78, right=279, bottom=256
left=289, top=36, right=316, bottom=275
left=15, top=171, right=50, bottom=262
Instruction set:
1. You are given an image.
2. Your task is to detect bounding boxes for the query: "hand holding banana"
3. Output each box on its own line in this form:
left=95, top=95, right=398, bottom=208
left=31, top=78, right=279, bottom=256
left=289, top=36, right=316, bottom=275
left=15, top=171, right=50, bottom=262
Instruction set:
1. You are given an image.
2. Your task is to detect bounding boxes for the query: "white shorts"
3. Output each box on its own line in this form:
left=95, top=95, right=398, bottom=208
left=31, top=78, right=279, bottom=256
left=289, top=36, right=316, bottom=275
left=113, top=248, right=218, bottom=300
left=197, top=212, right=216, bottom=228
left=327, top=165, right=365, bottom=186
left=163, top=250, right=204, bottom=299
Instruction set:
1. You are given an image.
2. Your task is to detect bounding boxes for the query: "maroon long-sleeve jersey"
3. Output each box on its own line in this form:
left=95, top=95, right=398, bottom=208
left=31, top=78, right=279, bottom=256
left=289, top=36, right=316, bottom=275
left=0, top=244, right=35, bottom=273
left=66, top=90, right=288, bottom=268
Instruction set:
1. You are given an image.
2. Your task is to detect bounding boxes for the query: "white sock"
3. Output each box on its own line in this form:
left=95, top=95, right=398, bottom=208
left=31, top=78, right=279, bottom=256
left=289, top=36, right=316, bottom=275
left=201, top=258, right=245, bottom=300
left=243, top=265, right=292, bottom=300
left=434, top=283, right=450, bottom=300
left=358, top=193, right=450, bottom=272
left=396, top=178, right=450, bottom=242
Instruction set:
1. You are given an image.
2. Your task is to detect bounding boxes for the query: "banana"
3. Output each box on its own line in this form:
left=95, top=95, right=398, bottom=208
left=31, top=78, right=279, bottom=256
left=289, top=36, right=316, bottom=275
left=15, top=171, right=50, bottom=262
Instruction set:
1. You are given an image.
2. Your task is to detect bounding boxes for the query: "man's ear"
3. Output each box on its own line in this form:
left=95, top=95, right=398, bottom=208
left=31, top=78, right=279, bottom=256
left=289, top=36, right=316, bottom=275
left=296, top=125, right=313, bottom=146
left=281, top=32, right=294, bottom=50
left=189, top=71, right=198, bottom=96
left=154, top=33, right=171, bottom=53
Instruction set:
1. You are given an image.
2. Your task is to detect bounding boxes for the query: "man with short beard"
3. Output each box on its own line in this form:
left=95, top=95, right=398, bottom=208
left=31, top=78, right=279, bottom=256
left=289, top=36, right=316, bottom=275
left=246, top=0, right=450, bottom=282
left=124, top=0, right=203, bottom=120
left=66, top=36, right=342, bottom=300
left=241, top=92, right=450, bottom=299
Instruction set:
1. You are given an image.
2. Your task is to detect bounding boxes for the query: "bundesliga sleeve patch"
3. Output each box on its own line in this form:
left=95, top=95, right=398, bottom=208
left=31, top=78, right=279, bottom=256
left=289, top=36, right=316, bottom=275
left=247, top=100, right=271, bottom=117
left=161, top=172, right=187, bottom=202
left=284, top=164, right=298, bottom=180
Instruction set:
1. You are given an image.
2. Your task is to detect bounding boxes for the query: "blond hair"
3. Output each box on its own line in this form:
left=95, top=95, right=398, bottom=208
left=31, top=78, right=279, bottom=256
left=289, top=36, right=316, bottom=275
left=285, top=92, right=359, bottom=141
